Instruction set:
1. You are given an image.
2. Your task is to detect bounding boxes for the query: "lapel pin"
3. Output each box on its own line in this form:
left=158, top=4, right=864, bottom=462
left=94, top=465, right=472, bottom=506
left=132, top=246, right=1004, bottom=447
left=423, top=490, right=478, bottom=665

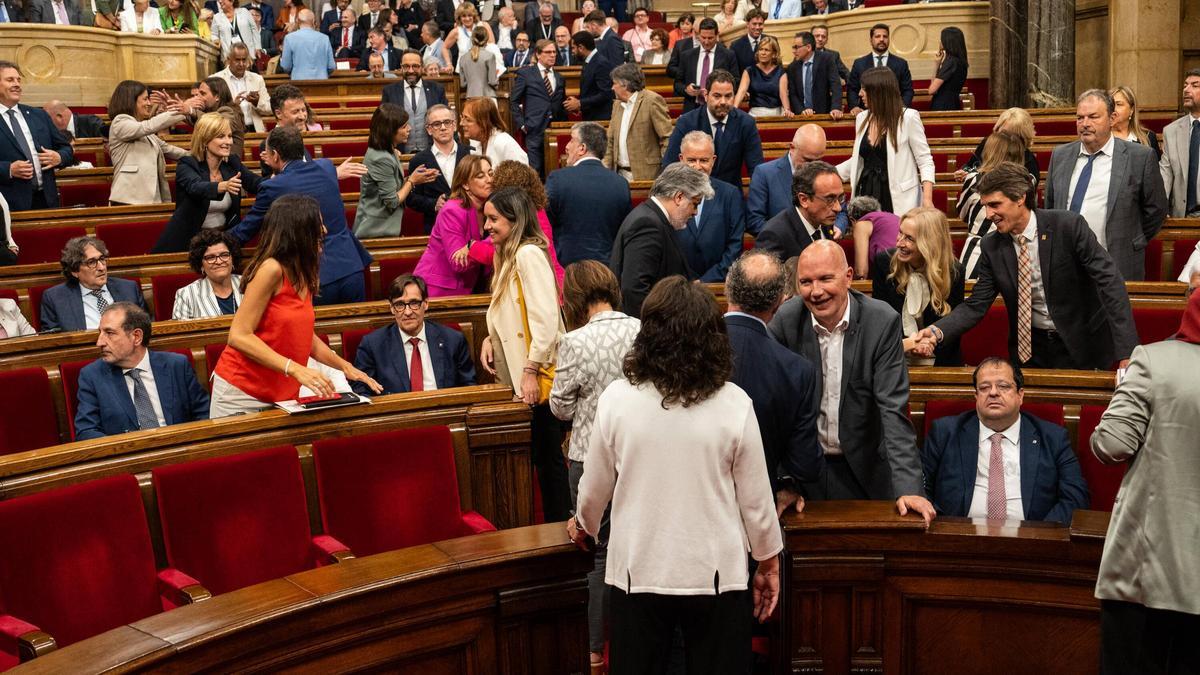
left=1040, top=234, right=1047, bottom=240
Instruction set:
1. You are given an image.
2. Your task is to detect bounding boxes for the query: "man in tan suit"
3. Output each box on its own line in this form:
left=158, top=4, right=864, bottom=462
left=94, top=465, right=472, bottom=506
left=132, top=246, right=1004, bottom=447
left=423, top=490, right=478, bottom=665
left=1091, top=290, right=1200, bottom=673
left=604, top=62, right=673, bottom=182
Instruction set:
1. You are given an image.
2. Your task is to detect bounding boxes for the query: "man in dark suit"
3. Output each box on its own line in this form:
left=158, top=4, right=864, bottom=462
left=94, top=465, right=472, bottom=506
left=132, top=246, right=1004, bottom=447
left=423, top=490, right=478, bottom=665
left=40, top=236, right=147, bottom=333
left=320, top=0, right=349, bottom=33
left=360, top=0, right=385, bottom=32
left=922, top=358, right=1089, bottom=525
left=847, top=23, right=914, bottom=112
left=524, top=2, right=560, bottom=43
left=769, top=240, right=935, bottom=523
left=729, top=10, right=767, bottom=75
left=1044, top=89, right=1168, bottom=281
left=503, top=31, right=533, bottom=67
left=510, top=39, right=565, bottom=177
left=522, top=0, right=560, bottom=27
left=329, top=9, right=365, bottom=58
left=665, top=28, right=698, bottom=79
left=749, top=124, right=844, bottom=235
left=802, top=0, right=846, bottom=15
left=785, top=31, right=843, bottom=117
left=755, top=161, right=841, bottom=263
left=29, top=0, right=82, bottom=24
left=74, top=303, right=210, bottom=440
left=407, top=104, right=471, bottom=232
left=662, top=69, right=763, bottom=190
left=352, top=274, right=476, bottom=396
left=552, top=25, right=575, bottom=66
left=672, top=18, right=737, bottom=114
left=583, top=10, right=624, bottom=66
left=812, top=24, right=849, bottom=83
left=917, top=162, right=1139, bottom=371
left=565, top=31, right=613, bottom=122
left=43, top=100, right=104, bottom=139
left=231, top=126, right=372, bottom=305
left=725, top=250, right=822, bottom=514
left=672, top=131, right=745, bottom=282
left=546, top=122, right=632, bottom=265
left=0, top=62, right=73, bottom=212
left=610, top=163, right=711, bottom=317
left=382, top=51, right=449, bottom=153
left=357, top=28, right=403, bottom=72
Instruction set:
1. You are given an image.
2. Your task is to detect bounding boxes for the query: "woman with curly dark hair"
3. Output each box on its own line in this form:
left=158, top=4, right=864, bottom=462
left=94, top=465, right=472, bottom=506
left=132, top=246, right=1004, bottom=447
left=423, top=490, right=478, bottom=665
left=171, top=229, right=244, bottom=320
left=571, top=276, right=783, bottom=673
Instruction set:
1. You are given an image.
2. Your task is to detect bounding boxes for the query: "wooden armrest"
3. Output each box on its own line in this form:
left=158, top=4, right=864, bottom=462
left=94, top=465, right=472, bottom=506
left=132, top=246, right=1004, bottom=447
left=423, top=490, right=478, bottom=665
left=18, top=630, right=57, bottom=662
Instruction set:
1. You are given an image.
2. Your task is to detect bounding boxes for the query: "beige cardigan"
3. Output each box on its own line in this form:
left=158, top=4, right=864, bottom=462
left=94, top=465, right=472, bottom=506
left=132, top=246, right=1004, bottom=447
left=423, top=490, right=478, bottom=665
left=485, top=244, right=563, bottom=389
left=107, top=111, right=189, bottom=205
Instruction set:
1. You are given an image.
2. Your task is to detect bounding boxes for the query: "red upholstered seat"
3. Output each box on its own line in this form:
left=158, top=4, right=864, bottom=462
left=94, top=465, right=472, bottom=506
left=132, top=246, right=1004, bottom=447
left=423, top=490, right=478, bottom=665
left=312, top=426, right=496, bottom=556
left=59, top=358, right=92, bottom=441
left=401, top=205, right=426, bottom=236
left=96, top=221, right=166, bottom=257
left=1076, top=405, right=1127, bottom=511
left=153, top=446, right=349, bottom=596
left=0, top=368, right=61, bottom=454
left=1133, top=307, right=1183, bottom=344
left=320, top=140, right=368, bottom=159
left=340, top=327, right=371, bottom=363
left=15, top=226, right=87, bottom=265
left=378, top=256, right=421, bottom=290
left=1143, top=239, right=1164, bottom=281
left=57, top=182, right=111, bottom=208
left=26, top=284, right=53, bottom=331
left=1171, top=238, right=1198, bottom=280
left=960, top=305, right=1009, bottom=365
left=203, top=342, right=226, bottom=379
left=150, top=274, right=201, bottom=322
left=0, top=475, right=198, bottom=658
left=924, top=399, right=1064, bottom=438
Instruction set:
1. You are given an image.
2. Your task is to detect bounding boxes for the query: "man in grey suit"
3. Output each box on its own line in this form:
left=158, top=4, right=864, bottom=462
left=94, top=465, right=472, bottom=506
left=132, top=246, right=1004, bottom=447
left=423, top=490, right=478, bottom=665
left=1044, top=89, right=1167, bottom=281
left=1091, top=291, right=1200, bottom=673
left=30, top=0, right=82, bottom=24
left=769, top=240, right=935, bottom=524
left=1158, top=68, right=1200, bottom=217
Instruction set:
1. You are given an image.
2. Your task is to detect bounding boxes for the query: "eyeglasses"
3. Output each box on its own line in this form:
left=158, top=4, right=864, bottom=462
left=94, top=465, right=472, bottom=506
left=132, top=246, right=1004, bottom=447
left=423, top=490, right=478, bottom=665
left=975, top=382, right=1016, bottom=395
left=804, top=193, right=843, bottom=206
left=391, top=299, right=424, bottom=311
left=427, top=119, right=455, bottom=129
left=81, top=255, right=109, bottom=269
left=203, top=252, right=232, bottom=264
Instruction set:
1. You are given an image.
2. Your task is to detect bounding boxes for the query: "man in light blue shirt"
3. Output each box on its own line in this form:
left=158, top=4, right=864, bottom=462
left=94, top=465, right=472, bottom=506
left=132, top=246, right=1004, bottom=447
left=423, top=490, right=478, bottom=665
left=280, top=9, right=336, bottom=80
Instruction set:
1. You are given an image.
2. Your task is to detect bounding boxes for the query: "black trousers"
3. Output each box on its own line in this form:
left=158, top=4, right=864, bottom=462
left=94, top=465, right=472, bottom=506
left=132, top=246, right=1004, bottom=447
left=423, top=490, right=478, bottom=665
left=609, top=587, right=752, bottom=675
left=1101, top=599, right=1200, bottom=675
left=531, top=403, right=571, bottom=522
left=1026, top=327, right=1075, bottom=369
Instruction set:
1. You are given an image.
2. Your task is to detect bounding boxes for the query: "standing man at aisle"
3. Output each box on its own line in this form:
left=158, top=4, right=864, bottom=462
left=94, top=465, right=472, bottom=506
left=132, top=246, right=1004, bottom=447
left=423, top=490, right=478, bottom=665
left=546, top=122, right=630, bottom=265
left=0, top=60, right=72, bottom=212
left=382, top=50, right=449, bottom=153
left=510, top=38, right=565, bottom=177
left=663, top=69, right=762, bottom=190
left=847, top=23, right=913, bottom=112
left=672, top=18, right=736, bottom=115
left=1159, top=69, right=1200, bottom=217
left=280, top=9, right=336, bottom=80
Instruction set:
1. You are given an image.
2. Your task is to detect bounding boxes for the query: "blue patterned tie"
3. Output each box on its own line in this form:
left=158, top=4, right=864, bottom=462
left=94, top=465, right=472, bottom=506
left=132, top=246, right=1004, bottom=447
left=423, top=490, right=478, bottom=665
left=1068, top=152, right=1098, bottom=214
left=803, top=61, right=813, bottom=110
left=126, top=368, right=160, bottom=430
left=1187, top=119, right=1199, bottom=215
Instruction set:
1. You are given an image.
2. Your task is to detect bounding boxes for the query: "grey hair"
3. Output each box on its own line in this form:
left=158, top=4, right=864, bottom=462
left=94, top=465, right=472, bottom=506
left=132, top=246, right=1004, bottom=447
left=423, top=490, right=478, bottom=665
left=1077, top=87, right=1115, bottom=115
left=846, top=195, right=881, bottom=221
left=680, top=130, right=714, bottom=153
left=60, top=235, right=108, bottom=281
left=725, top=250, right=785, bottom=313
left=610, top=63, right=645, bottom=92
left=426, top=103, right=456, bottom=120
left=572, top=121, right=607, bottom=159
left=650, top=163, right=715, bottom=201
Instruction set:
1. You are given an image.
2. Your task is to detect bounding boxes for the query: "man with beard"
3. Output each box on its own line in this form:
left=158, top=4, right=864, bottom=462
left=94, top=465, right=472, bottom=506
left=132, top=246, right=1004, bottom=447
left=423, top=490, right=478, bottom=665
left=382, top=50, right=449, bottom=153
left=662, top=69, right=762, bottom=190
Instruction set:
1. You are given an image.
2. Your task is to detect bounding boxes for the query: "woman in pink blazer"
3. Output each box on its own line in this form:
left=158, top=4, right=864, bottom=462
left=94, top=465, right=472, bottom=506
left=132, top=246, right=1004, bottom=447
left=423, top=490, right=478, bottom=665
left=413, top=155, right=494, bottom=297
left=466, top=161, right=565, bottom=289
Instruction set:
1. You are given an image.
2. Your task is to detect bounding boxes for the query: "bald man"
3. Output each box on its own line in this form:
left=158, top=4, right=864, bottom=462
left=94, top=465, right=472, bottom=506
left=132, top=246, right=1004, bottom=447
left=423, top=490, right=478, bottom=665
left=747, top=123, right=846, bottom=235
left=768, top=241, right=935, bottom=524
left=280, top=8, right=336, bottom=80
left=42, top=100, right=104, bottom=139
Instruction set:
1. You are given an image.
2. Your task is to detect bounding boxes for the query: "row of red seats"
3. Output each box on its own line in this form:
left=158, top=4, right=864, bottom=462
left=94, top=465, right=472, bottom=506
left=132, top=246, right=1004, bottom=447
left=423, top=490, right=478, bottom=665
left=0, top=426, right=495, bottom=669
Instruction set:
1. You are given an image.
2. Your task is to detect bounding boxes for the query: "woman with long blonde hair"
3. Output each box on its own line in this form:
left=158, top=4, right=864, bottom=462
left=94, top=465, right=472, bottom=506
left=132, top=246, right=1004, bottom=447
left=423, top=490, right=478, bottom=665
left=871, top=206, right=964, bottom=366
left=957, top=131, right=1029, bottom=277
left=959, top=106, right=1040, bottom=179
left=1110, top=85, right=1161, bottom=157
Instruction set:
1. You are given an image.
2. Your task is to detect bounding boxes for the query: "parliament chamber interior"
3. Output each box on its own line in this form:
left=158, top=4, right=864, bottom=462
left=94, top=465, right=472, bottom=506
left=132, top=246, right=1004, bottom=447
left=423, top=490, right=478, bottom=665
left=0, top=0, right=1197, bottom=671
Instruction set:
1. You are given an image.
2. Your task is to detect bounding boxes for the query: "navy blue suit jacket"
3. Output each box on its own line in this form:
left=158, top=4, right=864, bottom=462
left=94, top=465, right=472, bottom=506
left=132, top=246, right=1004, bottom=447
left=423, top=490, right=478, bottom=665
left=320, top=8, right=339, bottom=33
left=230, top=159, right=371, bottom=286
left=730, top=35, right=756, bottom=75
left=747, top=154, right=850, bottom=236
left=504, top=49, right=534, bottom=68
left=350, top=320, right=476, bottom=395
left=922, top=410, right=1090, bottom=525
left=578, top=52, right=615, bottom=121
left=847, top=53, right=914, bottom=108
left=545, top=159, right=631, bottom=266
left=40, top=278, right=147, bottom=333
left=673, top=177, right=745, bottom=282
left=672, top=44, right=738, bottom=113
left=726, top=313, right=822, bottom=492
left=74, top=351, right=211, bottom=440
left=662, top=106, right=763, bottom=191
left=597, top=30, right=626, bottom=67
left=509, top=64, right=565, bottom=133
left=0, top=104, right=73, bottom=211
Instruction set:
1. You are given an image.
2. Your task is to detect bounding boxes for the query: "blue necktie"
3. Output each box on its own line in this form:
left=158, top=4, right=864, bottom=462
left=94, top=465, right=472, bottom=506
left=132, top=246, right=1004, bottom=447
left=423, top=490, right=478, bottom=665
left=0, top=4, right=9, bottom=22
left=712, top=120, right=725, bottom=154
left=773, top=0, right=781, bottom=19
left=1187, top=119, right=1199, bottom=215
left=126, top=369, right=160, bottom=430
left=803, top=61, right=813, bottom=110
left=1068, top=152, right=1098, bottom=214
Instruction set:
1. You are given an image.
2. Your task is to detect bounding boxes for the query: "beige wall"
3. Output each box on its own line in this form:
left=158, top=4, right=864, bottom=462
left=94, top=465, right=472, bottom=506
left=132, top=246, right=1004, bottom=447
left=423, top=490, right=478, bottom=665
left=0, top=26, right=219, bottom=107
left=1074, top=0, right=1108, bottom=93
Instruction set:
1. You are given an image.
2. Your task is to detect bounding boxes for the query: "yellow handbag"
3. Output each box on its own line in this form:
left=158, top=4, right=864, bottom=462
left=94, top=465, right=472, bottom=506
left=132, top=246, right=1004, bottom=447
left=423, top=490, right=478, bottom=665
left=514, top=273, right=555, bottom=405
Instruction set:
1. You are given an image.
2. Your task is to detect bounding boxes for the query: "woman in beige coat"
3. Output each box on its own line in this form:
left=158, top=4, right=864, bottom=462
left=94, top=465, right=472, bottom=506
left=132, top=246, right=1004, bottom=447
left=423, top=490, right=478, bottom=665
left=479, top=185, right=569, bottom=522
left=107, top=80, right=190, bottom=205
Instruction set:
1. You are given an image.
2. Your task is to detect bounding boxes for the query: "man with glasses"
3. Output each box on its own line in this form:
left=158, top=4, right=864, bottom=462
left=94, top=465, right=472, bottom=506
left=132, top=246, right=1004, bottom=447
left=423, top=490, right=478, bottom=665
left=756, top=160, right=843, bottom=261
left=351, top=274, right=475, bottom=395
left=510, top=39, right=565, bottom=177
left=382, top=50, right=449, bottom=153
left=785, top=31, right=843, bottom=118
left=406, top=104, right=470, bottom=232
left=40, top=236, right=147, bottom=333
left=921, top=357, right=1088, bottom=524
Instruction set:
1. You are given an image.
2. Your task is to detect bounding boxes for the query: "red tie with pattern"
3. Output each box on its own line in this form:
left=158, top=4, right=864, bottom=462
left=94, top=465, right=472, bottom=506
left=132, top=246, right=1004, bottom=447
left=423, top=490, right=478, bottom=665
left=987, top=432, right=1006, bottom=520
left=408, top=337, right=424, bottom=392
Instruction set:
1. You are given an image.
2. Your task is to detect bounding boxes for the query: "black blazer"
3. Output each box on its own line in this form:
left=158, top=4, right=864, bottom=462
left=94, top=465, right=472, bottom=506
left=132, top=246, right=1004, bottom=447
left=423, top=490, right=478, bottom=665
left=357, top=44, right=403, bottom=71
left=730, top=35, right=756, bottom=75
left=726, top=313, right=823, bottom=493
left=330, top=25, right=366, bottom=58
left=933, top=209, right=1139, bottom=370
left=524, top=17, right=560, bottom=43
left=597, top=29, right=626, bottom=66
left=753, top=207, right=826, bottom=261
left=578, top=51, right=615, bottom=121
left=381, top=79, right=449, bottom=109
left=847, top=52, right=914, bottom=108
left=673, top=44, right=738, bottom=113
left=665, top=35, right=697, bottom=79
left=870, top=248, right=965, bottom=366
left=153, top=155, right=263, bottom=254
left=801, top=0, right=847, bottom=14
left=406, top=143, right=472, bottom=233
left=71, top=113, right=106, bottom=139
left=816, top=47, right=849, bottom=82
left=609, top=201, right=695, bottom=318
left=784, top=51, right=842, bottom=114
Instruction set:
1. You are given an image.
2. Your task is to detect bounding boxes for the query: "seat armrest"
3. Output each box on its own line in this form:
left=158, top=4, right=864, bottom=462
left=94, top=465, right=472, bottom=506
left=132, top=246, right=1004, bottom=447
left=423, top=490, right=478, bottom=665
left=0, top=614, right=56, bottom=662
left=312, top=534, right=355, bottom=563
left=462, top=510, right=498, bottom=534
left=157, top=568, right=212, bottom=605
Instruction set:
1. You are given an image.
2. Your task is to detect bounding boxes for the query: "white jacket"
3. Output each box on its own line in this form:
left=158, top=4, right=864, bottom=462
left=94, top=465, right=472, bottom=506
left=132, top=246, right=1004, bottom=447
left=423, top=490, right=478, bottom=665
left=838, top=107, right=936, bottom=215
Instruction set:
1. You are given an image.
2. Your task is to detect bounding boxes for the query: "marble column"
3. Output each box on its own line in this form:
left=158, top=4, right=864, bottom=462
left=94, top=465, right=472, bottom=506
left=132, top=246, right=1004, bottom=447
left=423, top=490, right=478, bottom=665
left=989, top=0, right=1029, bottom=108
left=1109, top=0, right=1182, bottom=109
left=1028, top=0, right=1075, bottom=107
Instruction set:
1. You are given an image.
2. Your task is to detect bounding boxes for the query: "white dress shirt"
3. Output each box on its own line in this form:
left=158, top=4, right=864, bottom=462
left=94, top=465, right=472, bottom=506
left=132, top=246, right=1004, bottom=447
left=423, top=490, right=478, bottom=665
left=617, top=91, right=637, bottom=170
left=496, top=24, right=513, bottom=50
left=400, top=323, right=438, bottom=391
left=967, top=418, right=1025, bottom=520
left=1065, top=134, right=1115, bottom=248
left=795, top=208, right=828, bottom=241
left=1012, top=211, right=1055, bottom=330
left=122, top=350, right=168, bottom=428
left=0, top=103, right=42, bottom=187
left=79, top=284, right=115, bottom=330
left=872, top=52, right=889, bottom=68
left=432, top=141, right=459, bottom=183
left=812, top=300, right=851, bottom=455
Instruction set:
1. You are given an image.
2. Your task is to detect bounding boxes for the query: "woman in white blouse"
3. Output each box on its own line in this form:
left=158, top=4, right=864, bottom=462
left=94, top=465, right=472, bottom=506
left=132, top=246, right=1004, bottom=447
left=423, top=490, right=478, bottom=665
left=572, top=277, right=782, bottom=671
left=120, top=0, right=165, bottom=33
left=460, top=97, right=527, bottom=166
left=172, top=229, right=244, bottom=321
left=211, top=0, right=260, bottom=61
